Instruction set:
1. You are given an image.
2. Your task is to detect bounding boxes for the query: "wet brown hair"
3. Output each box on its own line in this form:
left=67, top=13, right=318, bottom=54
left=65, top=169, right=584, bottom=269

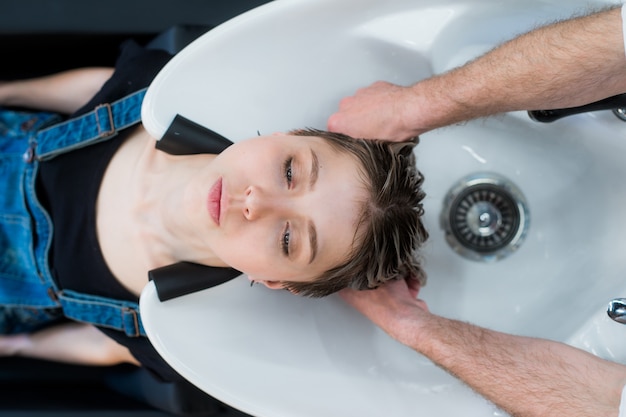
left=280, top=128, right=429, bottom=297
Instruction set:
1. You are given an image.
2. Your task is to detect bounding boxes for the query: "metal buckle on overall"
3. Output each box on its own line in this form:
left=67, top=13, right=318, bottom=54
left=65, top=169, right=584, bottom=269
left=95, top=103, right=115, bottom=137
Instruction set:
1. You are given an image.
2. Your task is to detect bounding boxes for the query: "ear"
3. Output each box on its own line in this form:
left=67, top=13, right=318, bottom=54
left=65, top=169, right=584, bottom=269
left=259, top=280, right=284, bottom=290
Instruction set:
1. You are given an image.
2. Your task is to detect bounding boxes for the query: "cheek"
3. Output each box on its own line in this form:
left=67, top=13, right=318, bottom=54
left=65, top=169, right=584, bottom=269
left=233, top=146, right=271, bottom=174
left=217, top=228, right=273, bottom=274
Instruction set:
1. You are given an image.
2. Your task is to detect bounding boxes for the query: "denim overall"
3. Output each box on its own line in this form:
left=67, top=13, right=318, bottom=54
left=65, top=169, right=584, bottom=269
left=0, top=89, right=147, bottom=337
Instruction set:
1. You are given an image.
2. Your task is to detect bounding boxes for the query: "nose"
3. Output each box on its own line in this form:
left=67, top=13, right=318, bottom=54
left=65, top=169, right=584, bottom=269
left=243, top=185, right=289, bottom=220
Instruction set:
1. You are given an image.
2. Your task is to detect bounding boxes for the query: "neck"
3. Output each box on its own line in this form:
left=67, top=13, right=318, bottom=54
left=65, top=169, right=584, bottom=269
left=132, top=138, right=224, bottom=268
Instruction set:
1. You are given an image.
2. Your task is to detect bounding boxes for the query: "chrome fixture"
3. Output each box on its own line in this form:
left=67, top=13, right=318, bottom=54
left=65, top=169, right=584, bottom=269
left=612, top=108, right=626, bottom=122
left=607, top=298, right=626, bottom=324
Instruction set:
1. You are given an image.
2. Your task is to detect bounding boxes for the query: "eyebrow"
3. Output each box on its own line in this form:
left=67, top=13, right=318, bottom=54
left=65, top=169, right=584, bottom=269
left=309, top=148, right=319, bottom=190
left=308, top=221, right=317, bottom=265
left=308, top=148, right=319, bottom=264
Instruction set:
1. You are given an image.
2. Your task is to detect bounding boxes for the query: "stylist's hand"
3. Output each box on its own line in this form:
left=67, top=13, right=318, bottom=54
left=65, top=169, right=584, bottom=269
left=327, top=81, right=423, bottom=141
left=339, top=276, right=428, bottom=347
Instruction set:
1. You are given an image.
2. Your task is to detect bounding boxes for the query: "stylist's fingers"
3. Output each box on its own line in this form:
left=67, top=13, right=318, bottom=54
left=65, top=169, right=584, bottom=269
left=339, top=278, right=410, bottom=310
left=328, top=81, right=404, bottom=140
left=338, top=286, right=371, bottom=308
left=405, top=275, right=421, bottom=299
left=327, top=99, right=363, bottom=137
left=340, top=277, right=429, bottom=310
left=415, top=298, right=429, bottom=312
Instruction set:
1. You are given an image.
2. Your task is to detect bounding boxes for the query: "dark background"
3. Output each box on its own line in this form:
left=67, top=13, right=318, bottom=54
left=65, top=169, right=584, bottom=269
left=0, top=0, right=273, bottom=79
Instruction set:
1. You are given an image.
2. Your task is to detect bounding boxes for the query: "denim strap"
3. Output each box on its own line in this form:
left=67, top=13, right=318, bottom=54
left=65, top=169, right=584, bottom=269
left=30, top=88, right=148, bottom=337
left=58, top=291, right=145, bottom=337
left=32, top=88, right=147, bottom=161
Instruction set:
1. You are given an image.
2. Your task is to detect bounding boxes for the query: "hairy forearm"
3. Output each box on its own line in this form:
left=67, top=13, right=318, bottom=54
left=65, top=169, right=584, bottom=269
left=0, top=67, right=114, bottom=114
left=341, top=279, right=626, bottom=417
left=413, top=315, right=626, bottom=417
left=408, top=6, right=626, bottom=131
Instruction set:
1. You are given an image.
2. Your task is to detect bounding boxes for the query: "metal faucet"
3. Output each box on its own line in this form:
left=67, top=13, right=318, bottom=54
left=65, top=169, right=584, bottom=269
left=607, top=298, right=626, bottom=324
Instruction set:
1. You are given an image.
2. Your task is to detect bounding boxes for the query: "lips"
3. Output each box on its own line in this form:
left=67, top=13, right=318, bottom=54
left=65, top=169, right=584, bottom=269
left=208, top=177, right=222, bottom=225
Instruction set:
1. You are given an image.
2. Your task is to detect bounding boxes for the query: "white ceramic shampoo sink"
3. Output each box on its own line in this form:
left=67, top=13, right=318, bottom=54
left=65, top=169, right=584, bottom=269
left=140, top=0, right=626, bottom=415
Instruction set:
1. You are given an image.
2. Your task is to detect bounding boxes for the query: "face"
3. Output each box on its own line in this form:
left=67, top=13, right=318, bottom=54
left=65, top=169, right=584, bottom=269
left=187, top=133, right=368, bottom=289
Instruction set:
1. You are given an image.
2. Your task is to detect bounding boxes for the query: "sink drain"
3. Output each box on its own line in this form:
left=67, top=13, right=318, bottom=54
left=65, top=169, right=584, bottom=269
left=440, top=173, right=529, bottom=262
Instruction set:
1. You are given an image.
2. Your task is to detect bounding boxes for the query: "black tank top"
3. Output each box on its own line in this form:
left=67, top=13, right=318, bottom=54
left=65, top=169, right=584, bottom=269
left=36, top=40, right=185, bottom=381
